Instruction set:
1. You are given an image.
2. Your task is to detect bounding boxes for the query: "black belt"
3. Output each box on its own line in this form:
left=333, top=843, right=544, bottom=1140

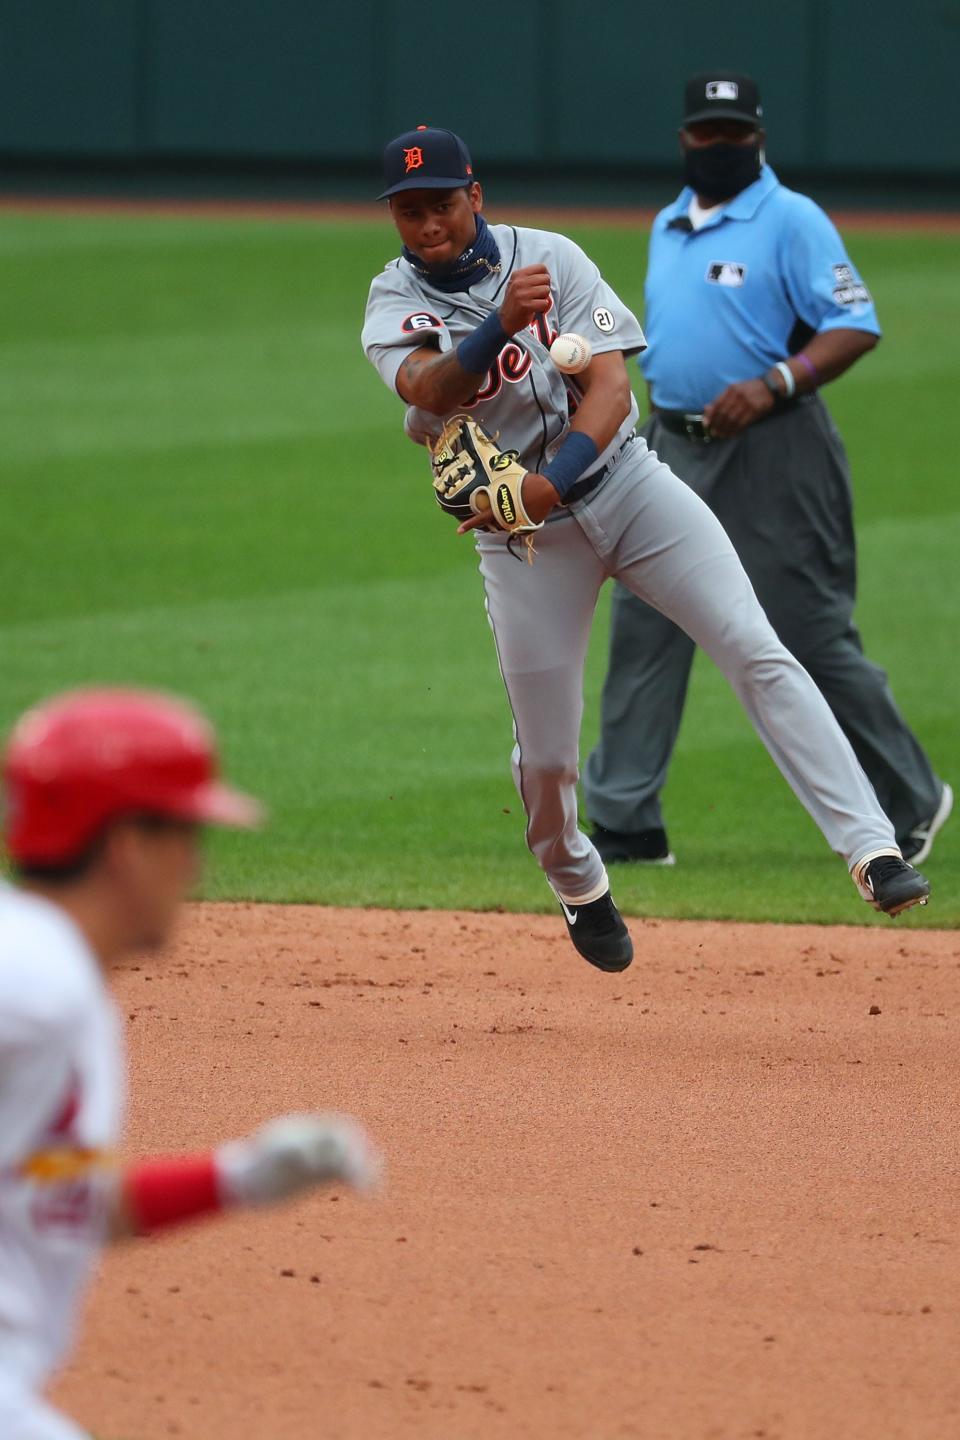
left=654, top=397, right=801, bottom=443
left=561, top=433, right=634, bottom=505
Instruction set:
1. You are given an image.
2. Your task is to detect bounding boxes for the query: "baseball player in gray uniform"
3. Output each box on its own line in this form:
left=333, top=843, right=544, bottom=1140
left=361, top=126, right=931, bottom=973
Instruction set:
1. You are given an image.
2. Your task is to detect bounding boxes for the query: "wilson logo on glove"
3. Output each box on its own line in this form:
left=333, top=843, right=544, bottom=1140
left=496, top=485, right=516, bottom=525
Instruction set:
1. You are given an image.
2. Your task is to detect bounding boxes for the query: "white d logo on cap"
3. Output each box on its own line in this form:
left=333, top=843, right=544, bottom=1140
left=706, top=80, right=739, bottom=100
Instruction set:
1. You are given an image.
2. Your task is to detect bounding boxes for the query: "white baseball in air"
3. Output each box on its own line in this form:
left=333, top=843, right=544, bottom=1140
left=549, top=332, right=592, bottom=374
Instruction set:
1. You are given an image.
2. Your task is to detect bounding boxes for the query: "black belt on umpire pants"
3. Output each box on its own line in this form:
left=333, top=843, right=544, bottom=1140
left=654, top=396, right=802, bottom=444
left=561, top=432, right=635, bottom=505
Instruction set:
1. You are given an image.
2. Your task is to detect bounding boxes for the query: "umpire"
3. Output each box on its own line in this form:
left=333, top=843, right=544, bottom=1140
left=583, top=71, right=951, bottom=868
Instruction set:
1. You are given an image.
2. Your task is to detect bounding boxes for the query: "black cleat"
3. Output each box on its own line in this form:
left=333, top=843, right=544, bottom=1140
left=898, top=782, right=953, bottom=865
left=557, top=890, right=634, bottom=972
left=852, top=851, right=931, bottom=917
left=591, top=824, right=675, bottom=866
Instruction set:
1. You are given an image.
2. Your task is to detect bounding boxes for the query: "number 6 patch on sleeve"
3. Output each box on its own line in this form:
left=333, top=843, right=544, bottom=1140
left=401, top=311, right=443, bottom=333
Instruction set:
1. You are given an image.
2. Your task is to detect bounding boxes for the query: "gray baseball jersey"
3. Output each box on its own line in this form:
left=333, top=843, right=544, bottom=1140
left=361, top=225, right=646, bottom=475
left=360, top=217, right=899, bottom=911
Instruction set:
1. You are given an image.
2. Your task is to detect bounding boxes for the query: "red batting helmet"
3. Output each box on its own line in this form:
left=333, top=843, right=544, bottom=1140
left=2, top=688, right=261, bottom=865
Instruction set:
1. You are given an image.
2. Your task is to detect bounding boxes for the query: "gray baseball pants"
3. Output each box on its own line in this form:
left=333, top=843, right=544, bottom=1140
left=582, top=401, right=942, bottom=843
left=477, top=434, right=897, bottom=904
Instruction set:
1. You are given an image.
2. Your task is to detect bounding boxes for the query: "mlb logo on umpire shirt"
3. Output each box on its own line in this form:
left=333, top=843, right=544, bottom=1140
left=706, top=261, right=746, bottom=287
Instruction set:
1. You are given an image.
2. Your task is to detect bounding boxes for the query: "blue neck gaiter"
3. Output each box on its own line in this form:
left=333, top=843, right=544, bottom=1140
left=403, top=213, right=502, bottom=293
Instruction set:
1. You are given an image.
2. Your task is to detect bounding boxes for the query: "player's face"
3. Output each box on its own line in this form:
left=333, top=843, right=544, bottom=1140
left=108, top=818, right=203, bottom=950
left=390, top=183, right=483, bottom=266
left=681, top=120, right=763, bottom=150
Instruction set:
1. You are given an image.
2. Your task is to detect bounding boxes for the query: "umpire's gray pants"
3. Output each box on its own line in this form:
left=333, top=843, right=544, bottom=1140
left=478, top=433, right=897, bottom=904
left=582, top=401, right=942, bottom=845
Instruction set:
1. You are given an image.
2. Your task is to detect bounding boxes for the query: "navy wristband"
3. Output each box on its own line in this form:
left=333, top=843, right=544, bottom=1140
left=540, top=431, right=600, bottom=500
left=456, top=312, right=508, bottom=375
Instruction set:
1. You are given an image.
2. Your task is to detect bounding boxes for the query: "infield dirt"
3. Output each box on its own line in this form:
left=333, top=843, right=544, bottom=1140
left=3, top=195, right=960, bottom=232
left=54, top=903, right=959, bottom=1440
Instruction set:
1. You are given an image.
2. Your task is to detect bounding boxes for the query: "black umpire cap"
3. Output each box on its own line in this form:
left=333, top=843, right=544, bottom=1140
left=683, top=72, right=762, bottom=126
left=378, top=126, right=475, bottom=200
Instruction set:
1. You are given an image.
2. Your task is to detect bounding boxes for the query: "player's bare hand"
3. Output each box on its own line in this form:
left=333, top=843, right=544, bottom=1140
left=456, top=474, right=560, bottom=535
left=498, top=265, right=553, bottom=334
left=703, top=379, right=776, bottom=437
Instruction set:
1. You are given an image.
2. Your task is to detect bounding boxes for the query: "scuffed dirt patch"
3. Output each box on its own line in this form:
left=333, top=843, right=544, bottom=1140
left=54, top=903, right=960, bottom=1440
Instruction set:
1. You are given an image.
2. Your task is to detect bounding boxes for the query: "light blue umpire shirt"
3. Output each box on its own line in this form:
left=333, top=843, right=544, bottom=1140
left=640, top=165, right=881, bottom=414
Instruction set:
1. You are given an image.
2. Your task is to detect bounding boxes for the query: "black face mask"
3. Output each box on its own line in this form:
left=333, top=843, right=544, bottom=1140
left=683, top=142, right=762, bottom=202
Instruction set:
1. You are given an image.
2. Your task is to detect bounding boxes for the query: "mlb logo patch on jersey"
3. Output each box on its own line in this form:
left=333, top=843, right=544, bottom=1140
left=831, top=264, right=871, bottom=306
left=705, top=79, right=739, bottom=100
left=706, top=261, right=746, bottom=287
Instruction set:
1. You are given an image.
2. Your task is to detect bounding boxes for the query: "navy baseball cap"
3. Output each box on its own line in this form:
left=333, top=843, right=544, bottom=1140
left=378, top=126, right=475, bottom=200
left=683, top=72, right=762, bottom=126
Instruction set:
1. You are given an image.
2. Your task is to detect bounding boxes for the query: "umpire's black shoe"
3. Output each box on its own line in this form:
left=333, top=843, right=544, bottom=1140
left=558, top=890, right=634, bottom=972
left=592, top=824, right=675, bottom=866
left=852, top=851, right=931, bottom=917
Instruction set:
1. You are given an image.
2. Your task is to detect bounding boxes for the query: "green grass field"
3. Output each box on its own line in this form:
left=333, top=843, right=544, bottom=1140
left=2, top=208, right=957, bottom=925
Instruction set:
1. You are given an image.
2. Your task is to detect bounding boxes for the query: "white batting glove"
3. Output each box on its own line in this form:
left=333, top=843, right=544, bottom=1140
left=216, top=1114, right=382, bottom=1208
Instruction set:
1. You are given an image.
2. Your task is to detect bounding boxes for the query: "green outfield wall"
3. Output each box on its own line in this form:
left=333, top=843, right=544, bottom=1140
left=0, top=0, right=955, bottom=177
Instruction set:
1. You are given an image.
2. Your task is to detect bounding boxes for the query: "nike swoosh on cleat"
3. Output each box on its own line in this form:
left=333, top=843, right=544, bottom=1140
left=559, top=901, right=578, bottom=925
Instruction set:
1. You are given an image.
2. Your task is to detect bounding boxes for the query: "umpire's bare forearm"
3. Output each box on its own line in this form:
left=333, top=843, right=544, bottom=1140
left=793, top=327, right=878, bottom=388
